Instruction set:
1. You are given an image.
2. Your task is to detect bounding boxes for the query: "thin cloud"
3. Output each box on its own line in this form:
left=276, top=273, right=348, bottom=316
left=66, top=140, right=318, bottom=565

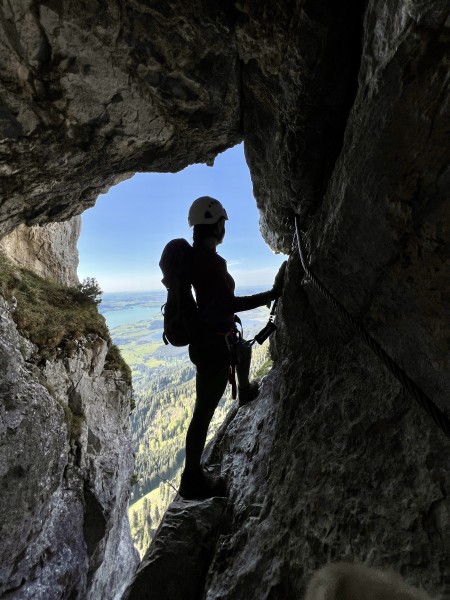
left=232, top=267, right=282, bottom=288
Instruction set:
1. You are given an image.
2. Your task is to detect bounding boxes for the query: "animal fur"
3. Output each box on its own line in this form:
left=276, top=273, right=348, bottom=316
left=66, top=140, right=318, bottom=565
left=305, top=562, right=433, bottom=600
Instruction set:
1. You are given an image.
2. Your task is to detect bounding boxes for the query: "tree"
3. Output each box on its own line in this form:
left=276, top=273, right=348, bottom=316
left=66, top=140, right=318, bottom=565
left=154, top=506, right=161, bottom=523
left=77, top=277, right=102, bottom=305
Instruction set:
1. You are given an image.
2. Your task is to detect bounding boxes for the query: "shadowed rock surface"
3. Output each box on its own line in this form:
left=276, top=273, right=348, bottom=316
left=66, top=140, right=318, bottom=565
left=123, top=497, right=228, bottom=600
left=0, top=0, right=449, bottom=599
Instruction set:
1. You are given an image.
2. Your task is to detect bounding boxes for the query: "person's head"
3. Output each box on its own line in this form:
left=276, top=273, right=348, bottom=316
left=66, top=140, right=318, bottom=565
left=188, top=197, right=228, bottom=245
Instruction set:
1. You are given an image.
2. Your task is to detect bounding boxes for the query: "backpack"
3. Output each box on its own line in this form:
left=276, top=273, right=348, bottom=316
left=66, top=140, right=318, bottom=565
left=159, top=238, right=199, bottom=346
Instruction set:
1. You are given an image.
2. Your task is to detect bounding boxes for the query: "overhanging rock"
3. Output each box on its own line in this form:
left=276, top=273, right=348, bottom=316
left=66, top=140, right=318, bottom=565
left=0, top=1, right=241, bottom=236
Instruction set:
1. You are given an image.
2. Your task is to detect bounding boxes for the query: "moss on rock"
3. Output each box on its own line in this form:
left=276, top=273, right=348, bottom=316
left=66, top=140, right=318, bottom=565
left=0, top=250, right=130, bottom=383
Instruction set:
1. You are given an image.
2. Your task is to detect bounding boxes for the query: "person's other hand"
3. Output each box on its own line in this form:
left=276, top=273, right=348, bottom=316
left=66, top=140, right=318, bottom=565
left=270, top=261, right=287, bottom=300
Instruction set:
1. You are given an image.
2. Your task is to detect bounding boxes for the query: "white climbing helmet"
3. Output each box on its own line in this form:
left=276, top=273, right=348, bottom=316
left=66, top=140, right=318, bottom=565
left=188, top=196, right=228, bottom=227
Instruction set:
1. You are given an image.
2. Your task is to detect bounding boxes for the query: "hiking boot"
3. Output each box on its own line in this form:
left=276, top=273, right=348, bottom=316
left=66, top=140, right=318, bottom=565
left=179, top=467, right=224, bottom=500
left=238, top=380, right=260, bottom=407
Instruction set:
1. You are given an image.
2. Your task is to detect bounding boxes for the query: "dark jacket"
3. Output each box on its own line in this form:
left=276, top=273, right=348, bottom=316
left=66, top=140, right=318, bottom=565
left=189, top=242, right=270, bottom=372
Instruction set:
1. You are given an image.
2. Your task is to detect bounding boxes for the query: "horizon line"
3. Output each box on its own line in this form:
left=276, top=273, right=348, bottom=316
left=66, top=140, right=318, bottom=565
left=100, top=283, right=272, bottom=295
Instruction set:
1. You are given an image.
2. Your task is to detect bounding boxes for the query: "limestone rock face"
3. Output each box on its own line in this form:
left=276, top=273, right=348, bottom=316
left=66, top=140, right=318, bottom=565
left=0, top=217, right=81, bottom=287
left=0, top=297, right=138, bottom=599
left=0, top=0, right=241, bottom=236
left=0, top=0, right=449, bottom=599
left=195, top=2, right=449, bottom=598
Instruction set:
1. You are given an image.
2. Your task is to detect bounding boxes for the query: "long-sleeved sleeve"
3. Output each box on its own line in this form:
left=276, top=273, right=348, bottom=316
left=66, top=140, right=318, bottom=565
left=230, top=291, right=271, bottom=313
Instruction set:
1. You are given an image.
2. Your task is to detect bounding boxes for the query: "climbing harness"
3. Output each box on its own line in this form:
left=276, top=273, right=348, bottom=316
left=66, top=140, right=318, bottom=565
left=222, top=283, right=281, bottom=398
left=225, top=321, right=242, bottom=400
left=224, top=306, right=279, bottom=399
left=293, top=214, right=450, bottom=440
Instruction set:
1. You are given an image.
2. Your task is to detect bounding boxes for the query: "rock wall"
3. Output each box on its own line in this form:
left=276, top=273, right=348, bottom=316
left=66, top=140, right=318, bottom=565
left=0, top=0, right=448, bottom=599
left=0, top=217, right=81, bottom=287
left=0, top=0, right=241, bottom=236
left=191, top=2, right=449, bottom=597
left=0, top=292, right=138, bottom=599
left=0, top=211, right=137, bottom=597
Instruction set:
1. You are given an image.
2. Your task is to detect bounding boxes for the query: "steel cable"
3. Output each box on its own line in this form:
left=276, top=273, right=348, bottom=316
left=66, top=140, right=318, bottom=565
left=294, top=215, right=450, bottom=440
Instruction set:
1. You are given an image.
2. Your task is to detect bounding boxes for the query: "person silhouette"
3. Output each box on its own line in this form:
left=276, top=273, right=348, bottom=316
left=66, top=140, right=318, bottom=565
left=179, top=196, right=286, bottom=499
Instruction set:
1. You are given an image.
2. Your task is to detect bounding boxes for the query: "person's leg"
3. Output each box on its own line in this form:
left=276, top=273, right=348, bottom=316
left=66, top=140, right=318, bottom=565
left=235, top=340, right=259, bottom=406
left=180, top=336, right=230, bottom=499
left=236, top=341, right=252, bottom=390
left=184, top=366, right=229, bottom=471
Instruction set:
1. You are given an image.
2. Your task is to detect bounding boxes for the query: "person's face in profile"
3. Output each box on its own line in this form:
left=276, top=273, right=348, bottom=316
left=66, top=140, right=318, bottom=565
left=216, top=218, right=226, bottom=244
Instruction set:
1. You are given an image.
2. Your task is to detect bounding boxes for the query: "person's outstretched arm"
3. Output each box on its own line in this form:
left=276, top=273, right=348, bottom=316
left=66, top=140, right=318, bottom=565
left=230, top=261, right=287, bottom=312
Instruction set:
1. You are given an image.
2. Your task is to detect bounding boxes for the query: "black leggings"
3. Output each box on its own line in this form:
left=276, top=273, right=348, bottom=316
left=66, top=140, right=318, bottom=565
left=184, top=366, right=229, bottom=471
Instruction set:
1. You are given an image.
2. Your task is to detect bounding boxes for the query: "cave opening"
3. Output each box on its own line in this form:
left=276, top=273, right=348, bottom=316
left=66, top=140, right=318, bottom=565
left=77, top=143, right=285, bottom=294
left=77, top=142, right=286, bottom=557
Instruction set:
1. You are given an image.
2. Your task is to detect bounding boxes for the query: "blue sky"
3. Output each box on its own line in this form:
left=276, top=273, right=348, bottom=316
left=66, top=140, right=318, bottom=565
left=77, top=144, right=285, bottom=292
